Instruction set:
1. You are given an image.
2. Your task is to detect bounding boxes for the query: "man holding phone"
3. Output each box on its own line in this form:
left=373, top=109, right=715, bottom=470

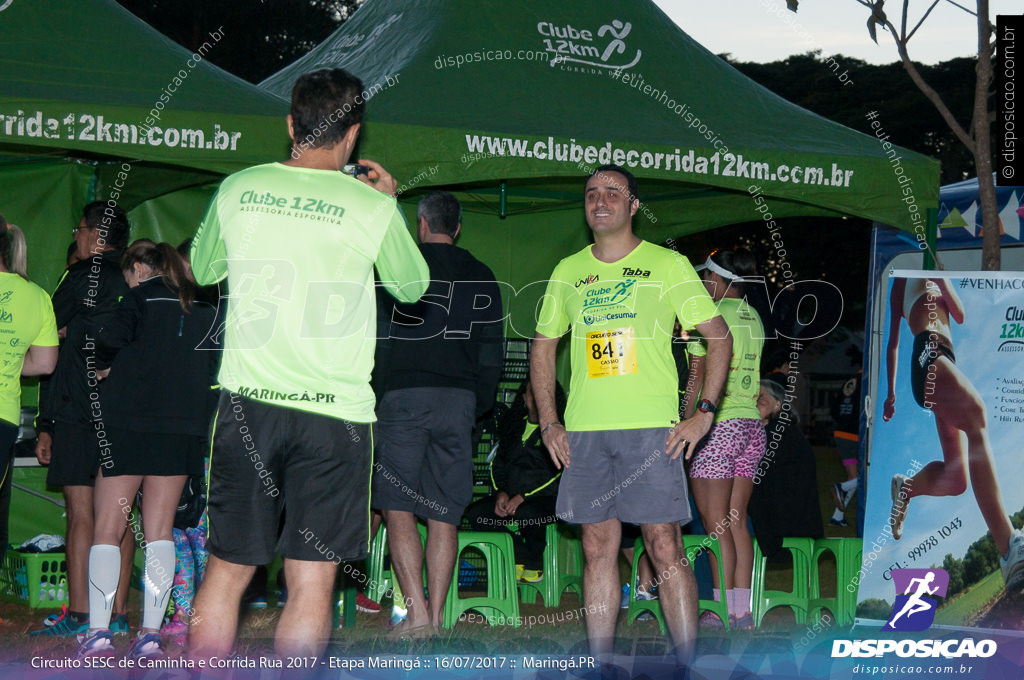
left=189, top=68, right=428, bottom=661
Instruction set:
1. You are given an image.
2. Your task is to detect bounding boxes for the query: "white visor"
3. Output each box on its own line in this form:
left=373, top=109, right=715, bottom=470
left=694, top=256, right=739, bottom=280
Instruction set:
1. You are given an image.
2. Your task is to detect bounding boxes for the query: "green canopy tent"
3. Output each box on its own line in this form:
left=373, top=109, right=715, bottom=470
left=0, top=0, right=290, bottom=291
left=259, top=0, right=940, bottom=327
left=0, top=0, right=292, bottom=541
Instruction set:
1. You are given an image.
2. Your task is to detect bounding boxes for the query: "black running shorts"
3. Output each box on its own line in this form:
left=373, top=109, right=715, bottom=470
left=207, top=391, right=372, bottom=565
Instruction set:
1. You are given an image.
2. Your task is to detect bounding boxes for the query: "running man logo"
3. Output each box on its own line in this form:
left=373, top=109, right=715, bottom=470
left=882, top=568, right=949, bottom=632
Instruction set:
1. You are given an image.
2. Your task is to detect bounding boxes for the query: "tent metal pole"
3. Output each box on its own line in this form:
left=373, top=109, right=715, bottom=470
left=499, top=181, right=507, bottom=219
left=924, top=207, right=937, bottom=270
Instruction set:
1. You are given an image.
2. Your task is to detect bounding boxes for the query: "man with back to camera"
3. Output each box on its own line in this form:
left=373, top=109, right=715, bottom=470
left=373, top=190, right=504, bottom=638
left=531, top=165, right=732, bottom=664
left=33, top=203, right=134, bottom=638
left=189, top=68, right=429, bottom=660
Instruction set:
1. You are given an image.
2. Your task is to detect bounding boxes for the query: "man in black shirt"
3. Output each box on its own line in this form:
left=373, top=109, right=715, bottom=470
left=372, top=191, right=503, bottom=637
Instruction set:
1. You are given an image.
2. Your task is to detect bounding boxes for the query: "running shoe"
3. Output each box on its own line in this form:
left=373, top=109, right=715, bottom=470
left=356, top=593, right=382, bottom=614
left=246, top=595, right=268, bottom=609
left=520, top=569, right=543, bottom=583
left=1000, top=530, right=1024, bottom=590
left=160, top=620, right=189, bottom=637
left=76, top=630, right=114, bottom=659
left=276, top=589, right=288, bottom=607
left=42, top=604, right=68, bottom=627
left=829, top=518, right=849, bottom=527
left=127, top=631, right=165, bottom=661
left=636, top=587, right=657, bottom=601
left=389, top=604, right=408, bottom=627
left=515, top=564, right=525, bottom=581
left=110, top=613, right=129, bottom=636
left=620, top=584, right=630, bottom=609
left=732, top=613, right=754, bottom=630
left=30, top=613, right=89, bottom=637
left=831, top=482, right=849, bottom=512
left=889, top=474, right=910, bottom=540
left=698, top=610, right=724, bottom=628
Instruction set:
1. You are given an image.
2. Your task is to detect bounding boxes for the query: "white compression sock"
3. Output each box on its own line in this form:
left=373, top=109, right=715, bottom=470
left=841, top=478, right=858, bottom=493
left=88, top=544, right=121, bottom=630
left=831, top=507, right=846, bottom=522
left=143, top=540, right=176, bottom=631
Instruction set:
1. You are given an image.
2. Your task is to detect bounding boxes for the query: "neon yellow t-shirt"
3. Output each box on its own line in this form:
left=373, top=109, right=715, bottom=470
left=0, top=273, right=58, bottom=425
left=688, top=296, right=764, bottom=421
left=536, top=241, right=718, bottom=431
left=192, top=162, right=429, bottom=423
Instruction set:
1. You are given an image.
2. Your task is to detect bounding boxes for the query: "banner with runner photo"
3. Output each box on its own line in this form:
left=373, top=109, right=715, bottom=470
left=858, top=270, right=1024, bottom=630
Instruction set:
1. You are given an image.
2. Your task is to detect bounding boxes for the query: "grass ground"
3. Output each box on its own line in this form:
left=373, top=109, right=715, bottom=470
left=936, top=569, right=1001, bottom=627
left=0, top=446, right=856, bottom=661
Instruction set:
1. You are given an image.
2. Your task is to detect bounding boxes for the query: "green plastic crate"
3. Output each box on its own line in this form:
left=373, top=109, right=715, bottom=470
left=0, top=548, right=68, bottom=608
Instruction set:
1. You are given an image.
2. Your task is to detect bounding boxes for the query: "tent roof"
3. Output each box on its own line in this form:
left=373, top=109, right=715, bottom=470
left=262, top=0, right=939, bottom=235
left=0, top=0, right=289, bottom=174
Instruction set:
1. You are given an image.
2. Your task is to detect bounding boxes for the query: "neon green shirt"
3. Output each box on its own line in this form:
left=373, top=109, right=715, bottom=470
left=0, top=273, right=58, bottom=425
left=688, top=296, right=764, bottom=421
left=192, top=162, right=429, bottom=423
left=536, top=241, right=718, bottom=431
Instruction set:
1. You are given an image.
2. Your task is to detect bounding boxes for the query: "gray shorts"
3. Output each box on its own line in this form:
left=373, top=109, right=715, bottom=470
left=555, top=428, right=691, bottom=526
left=372, top=387, right=475, bottom=525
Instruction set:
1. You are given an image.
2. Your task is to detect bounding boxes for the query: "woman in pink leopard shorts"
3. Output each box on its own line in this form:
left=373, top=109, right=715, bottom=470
left=684, top=250, right=766, bottom=629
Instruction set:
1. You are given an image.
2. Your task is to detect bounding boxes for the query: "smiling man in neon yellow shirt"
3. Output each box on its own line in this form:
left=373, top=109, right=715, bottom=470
left=531, top=165, right=732, bottom=665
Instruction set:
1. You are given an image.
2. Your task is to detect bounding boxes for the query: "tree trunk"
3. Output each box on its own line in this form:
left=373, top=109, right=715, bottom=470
left=975, top=0, right=1000, bottom=270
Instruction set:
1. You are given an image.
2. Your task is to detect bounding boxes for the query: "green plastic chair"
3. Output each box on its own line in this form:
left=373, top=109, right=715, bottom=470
left=442, top=531, right=520, bottom=629
left=810, top=537, right=862, bottom=625
left=335, top=583, right=357, bottom=628
left=751, top=537, right=814, bottom=626
left=626, top=536, right=667, bottom=633
left=683, top=533, right=730, bottom=629
left=365, top=524, right=428, bottom=604
left=517, top=522, right=584, bottom=607
left=625, top=533, right=733, bottom=632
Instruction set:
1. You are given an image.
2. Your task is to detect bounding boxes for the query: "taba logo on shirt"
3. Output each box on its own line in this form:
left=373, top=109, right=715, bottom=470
left=621, top=267, right=650, bottom=279
left=576, top=274, right=600, bottom=288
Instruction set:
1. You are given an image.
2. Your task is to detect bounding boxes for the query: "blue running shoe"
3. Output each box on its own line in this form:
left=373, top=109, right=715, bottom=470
left=42, top=604, right=68, bottom=627
left=620, top=584, right=630, bottom=609
left=77, top=630, right=114, bottom=659
left=127, top=631, right=164, bottom=661
left=31, top=613, right=89, bottom=637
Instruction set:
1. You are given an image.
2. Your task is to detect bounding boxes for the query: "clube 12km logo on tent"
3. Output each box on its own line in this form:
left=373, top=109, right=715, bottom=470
left=536, top=19, right=642, bottom=71
left=832, top=569, right=997, bottom=659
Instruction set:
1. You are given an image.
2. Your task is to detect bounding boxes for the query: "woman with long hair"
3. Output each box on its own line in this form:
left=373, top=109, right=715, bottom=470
left=77, top=241, right=219, bottom=660
left=685, top=249, right=766, bottom=629
left=884, top=277, right=1024, bottom=589
left=0, top=215, right=59, bottom=561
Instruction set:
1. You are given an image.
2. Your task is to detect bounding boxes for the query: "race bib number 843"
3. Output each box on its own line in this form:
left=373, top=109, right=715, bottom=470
left=586, top=327, right=638, bottom=378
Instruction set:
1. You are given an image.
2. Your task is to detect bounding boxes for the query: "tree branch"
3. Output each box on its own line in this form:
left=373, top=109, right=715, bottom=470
left=907, top=1, right=941, bottom=42
left=882, top=16, right=974, bottom=148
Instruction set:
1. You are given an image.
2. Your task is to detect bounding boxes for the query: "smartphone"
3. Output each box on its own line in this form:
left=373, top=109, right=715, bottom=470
left=342, top=163, right=370, bottom=178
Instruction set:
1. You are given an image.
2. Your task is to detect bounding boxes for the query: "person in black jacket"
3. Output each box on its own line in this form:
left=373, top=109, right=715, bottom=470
left=464, top=380, right=566, bottom=581
left=76, top=241, right=219, bottom=660
left=749, top=379, right=823, bottom=561
left=32, top=202, right=134, bottom=638
left=372, top=190, right=503, bottom=638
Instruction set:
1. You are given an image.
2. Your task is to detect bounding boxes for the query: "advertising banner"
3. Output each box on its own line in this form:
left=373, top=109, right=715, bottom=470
left=859, top=270, right=1024, bottom=633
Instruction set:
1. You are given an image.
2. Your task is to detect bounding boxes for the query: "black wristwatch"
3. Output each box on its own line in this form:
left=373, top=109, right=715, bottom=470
left=696, top=399, right=717, bottom=415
